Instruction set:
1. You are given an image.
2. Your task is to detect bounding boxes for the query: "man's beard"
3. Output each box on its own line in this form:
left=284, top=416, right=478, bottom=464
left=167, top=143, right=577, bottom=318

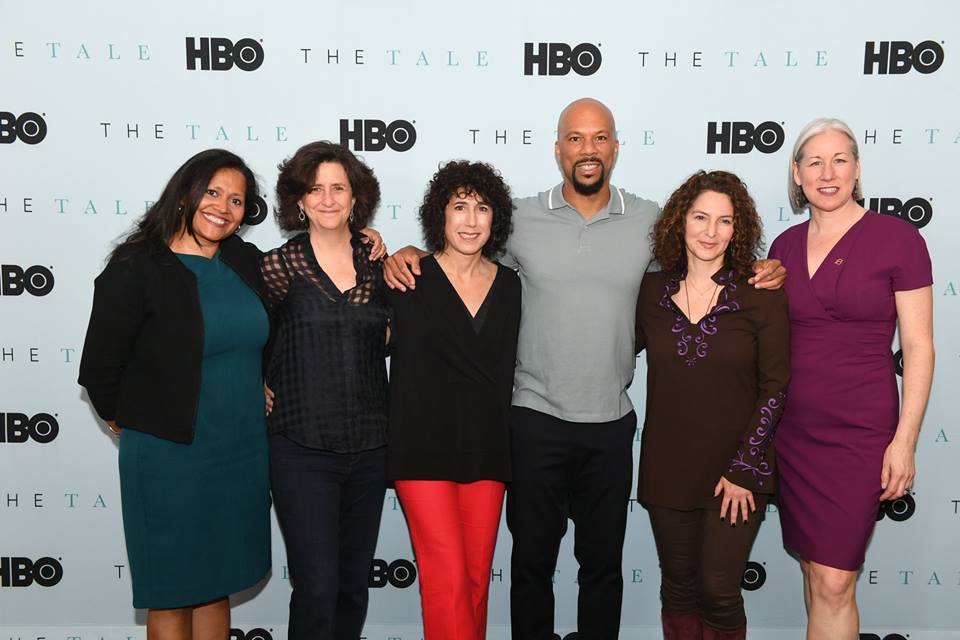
left=570, top=159, right=606, bottom=195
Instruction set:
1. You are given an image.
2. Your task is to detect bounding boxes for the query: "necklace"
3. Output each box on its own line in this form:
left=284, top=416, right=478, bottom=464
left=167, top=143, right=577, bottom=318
left=685, top=277, right=716, bottom=297
left=683, top=279, right=720, bottom=323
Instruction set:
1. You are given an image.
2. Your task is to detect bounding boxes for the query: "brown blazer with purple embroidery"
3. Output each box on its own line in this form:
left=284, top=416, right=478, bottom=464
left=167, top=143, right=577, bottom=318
left=635, top=268, right=790, bottom=509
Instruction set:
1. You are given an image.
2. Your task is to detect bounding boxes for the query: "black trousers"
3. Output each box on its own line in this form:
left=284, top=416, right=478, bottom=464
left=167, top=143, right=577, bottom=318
left=506, top=406, right=636, bottom=640
left=269, top=435, right=387, bottom=640
left=647, top=503, right=764, bottom=631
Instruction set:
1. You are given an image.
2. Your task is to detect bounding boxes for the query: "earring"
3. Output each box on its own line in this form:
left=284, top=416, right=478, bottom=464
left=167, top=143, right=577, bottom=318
left=348, top=209, right=354, bottom=224
left=298, top=205, right=305, bottom=223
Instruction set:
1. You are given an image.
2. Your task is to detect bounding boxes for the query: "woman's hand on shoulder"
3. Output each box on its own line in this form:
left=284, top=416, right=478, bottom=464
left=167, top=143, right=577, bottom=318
left=714, top=476, right=756, bottom=526
left=359, top=227, right=387, bottom=261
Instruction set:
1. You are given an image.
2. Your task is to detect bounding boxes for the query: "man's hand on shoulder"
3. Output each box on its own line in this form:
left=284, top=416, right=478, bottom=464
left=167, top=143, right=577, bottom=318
left=749, top=258, right=786, bottom=290
left=383, top=246, right=428, bottom=291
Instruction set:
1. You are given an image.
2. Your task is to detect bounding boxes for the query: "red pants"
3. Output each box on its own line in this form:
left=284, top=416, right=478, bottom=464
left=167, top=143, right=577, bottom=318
left=395, top=479, right=505, bottom=640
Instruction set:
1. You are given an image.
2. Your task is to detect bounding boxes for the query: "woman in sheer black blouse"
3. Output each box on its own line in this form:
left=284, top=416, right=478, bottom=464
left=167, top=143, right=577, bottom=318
left=261, top=141, right=389, bottom=640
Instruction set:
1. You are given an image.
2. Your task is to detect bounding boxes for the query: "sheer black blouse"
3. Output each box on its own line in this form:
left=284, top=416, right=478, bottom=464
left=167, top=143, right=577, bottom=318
left=261, top=232, right=389, bottom=453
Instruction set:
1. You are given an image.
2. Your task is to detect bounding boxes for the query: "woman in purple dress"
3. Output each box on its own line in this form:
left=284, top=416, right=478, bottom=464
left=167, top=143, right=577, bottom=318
left=770, top=118, right=934, bottom=639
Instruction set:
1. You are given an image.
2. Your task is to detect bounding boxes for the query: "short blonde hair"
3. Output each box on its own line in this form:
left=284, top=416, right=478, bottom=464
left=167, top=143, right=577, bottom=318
left=789, top=118, right=862, bottom=212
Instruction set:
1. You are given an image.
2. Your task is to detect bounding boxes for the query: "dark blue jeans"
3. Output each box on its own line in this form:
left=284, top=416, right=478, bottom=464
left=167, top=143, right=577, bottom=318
left=269, top=435, right=387, bottom=640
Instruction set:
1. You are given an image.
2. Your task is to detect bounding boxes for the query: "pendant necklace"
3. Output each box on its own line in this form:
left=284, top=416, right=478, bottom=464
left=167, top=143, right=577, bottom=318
left=683, top=279, right=720, bottom=323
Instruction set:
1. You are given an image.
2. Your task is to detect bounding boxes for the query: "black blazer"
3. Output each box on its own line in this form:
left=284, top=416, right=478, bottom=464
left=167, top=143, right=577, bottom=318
left=78, top=235, right=266, bottom=443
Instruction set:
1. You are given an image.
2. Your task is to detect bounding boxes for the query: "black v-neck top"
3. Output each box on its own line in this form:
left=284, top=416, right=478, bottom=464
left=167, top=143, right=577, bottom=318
left=387, top=256, right=521, bottom=482
left=467, top=287, right=492, bottom=333
left=260, top=232, right=390, bottom=453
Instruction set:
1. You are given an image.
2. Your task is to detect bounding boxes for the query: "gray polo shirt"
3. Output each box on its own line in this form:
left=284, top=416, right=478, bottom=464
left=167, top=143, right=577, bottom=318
left=501, top=184, right=659, bottom=423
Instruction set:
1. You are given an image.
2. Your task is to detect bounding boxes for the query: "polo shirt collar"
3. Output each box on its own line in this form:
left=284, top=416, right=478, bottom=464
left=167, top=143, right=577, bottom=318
left=546, top=183, right=626, bottom=216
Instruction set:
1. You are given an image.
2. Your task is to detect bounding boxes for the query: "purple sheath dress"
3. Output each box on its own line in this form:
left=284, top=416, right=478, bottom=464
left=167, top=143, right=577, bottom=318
left=769, top=211, right=932, bottom=570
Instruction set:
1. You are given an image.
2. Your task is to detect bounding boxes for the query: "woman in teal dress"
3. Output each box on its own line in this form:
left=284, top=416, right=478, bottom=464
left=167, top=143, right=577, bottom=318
left=79, top=149, right=270, bottom=639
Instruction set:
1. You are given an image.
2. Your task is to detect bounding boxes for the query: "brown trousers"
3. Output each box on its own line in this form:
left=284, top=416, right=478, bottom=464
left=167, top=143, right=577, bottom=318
left=648, top=501, right=765, bottom=631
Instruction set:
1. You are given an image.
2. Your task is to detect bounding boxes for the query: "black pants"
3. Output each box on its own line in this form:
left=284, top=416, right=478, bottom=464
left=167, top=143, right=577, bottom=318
left=647, top=503, right=764, bottom=631
left=269, top=435, right=387, bottom=640
left=506, top=406, right=636, bottom=640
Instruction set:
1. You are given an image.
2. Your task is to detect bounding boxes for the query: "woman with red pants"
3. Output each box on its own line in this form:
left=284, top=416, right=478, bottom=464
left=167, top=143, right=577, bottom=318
left=387, top=160, right=520, bottom=639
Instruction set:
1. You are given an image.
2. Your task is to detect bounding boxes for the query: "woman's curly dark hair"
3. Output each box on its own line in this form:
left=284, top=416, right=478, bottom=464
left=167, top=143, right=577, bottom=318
left=651, top=170, right=764, bottom=280
left=419, top=160, right=514, bottom=259
left=275, top=140, right=380, bottom=232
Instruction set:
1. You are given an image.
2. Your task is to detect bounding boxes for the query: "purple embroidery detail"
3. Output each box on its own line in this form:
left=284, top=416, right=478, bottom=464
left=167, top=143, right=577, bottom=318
left=728, top=392, right=786, bottom=486
left=729, top=452, right=772, bottom=482
left=660, top=270, right=740, bottom=367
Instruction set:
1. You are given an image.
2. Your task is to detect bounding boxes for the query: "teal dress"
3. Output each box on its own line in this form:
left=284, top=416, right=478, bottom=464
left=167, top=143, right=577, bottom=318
left=118, top=252, right=270, bottom=609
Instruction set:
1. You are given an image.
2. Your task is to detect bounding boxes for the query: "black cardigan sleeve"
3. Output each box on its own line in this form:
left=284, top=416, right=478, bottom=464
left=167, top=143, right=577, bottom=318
left=78, top=257, right=146, bottom=422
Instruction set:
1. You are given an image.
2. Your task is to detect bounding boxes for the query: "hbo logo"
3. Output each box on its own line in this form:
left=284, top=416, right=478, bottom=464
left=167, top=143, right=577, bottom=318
left=706, top=121, right=784, bottom=154
left=244, top=195, right=269, bottom=226
left=865, top=197, right=933, bottom=229
left=1, top=413, right=59, bottom=444
left=892, top=349, right=903, bottom=377
left=524, top=42, right=602, bottom=76
left=368, top=558, right=417, bottom=588
left=860, top=635, right=908, bottom=640
left=1, top=265, right=54, bottom=296
left=186, top=37, right=264, bottom=71
left=340, top=119, right=417, bottom=152
left=0, top=112, right=47, bottom=145
left=877, top=493, right=916, bottom=522
left=229, top=629, right=272, bottom=640
left=740, top=561, right=767, bottom=591
left=864, top=40, right=944, bottom=74
left=0, top=557, right=63, bottom=587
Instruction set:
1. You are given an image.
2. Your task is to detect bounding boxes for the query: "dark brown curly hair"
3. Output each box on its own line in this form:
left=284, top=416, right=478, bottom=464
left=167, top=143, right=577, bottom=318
left=651, top=170, right=764, bottom=280
left=419, top=160, right=514, bottom=259
left=274, top=140, right=380, bottom=232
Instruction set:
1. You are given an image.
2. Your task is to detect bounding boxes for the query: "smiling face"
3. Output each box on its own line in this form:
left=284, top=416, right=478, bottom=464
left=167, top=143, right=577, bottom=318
left=555, top=99, right=619, bottom=196
left=441, top=190, right=493, bottom=257
left=684, top=190, right=735, bottom=268
left=793, top=128, right=861, bottom=214
left=188, top=168, right=247, bottom=249
left=299, top=161, right=356, bottom=233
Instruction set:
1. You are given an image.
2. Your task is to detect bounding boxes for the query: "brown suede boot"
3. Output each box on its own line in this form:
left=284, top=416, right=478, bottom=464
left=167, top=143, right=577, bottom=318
left=661, top=611, right=703, bottom=639
left=701, top=622, right=746, bottom=639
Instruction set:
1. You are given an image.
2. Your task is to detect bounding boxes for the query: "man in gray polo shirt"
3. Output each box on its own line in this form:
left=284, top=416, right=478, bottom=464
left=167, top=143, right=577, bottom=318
left=384, top=98, right=783, bottom=639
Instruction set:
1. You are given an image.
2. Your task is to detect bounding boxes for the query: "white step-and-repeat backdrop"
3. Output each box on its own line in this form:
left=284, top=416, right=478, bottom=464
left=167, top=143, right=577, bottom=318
left=2, top=2, right=957, bottom=639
